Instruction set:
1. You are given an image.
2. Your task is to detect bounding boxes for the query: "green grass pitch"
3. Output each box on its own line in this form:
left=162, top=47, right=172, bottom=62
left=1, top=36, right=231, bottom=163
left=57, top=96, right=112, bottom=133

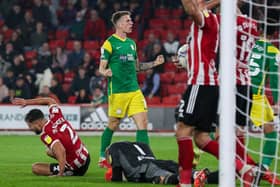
left=0, top=135, right=278, bottom=187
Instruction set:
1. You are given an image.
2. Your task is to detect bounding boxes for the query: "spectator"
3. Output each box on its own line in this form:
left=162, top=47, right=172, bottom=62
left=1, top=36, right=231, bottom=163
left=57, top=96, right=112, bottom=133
left=10, top=31, right=24, bottom=54
left=0, top=76, right=8, bottom=103
left=37, top=85, right=60, bottom=103
left=58, top=1, right=77, bottom=28
left=70, top=66, right=90, bottom=96
left=81, top=52, right=97, bottom=77
left=43, top=0, right=58, bottom=28
left=25, top=73, right=38, bottom=98
left=89, top=68, right=106, bottom=94
left=141, top=68, right=160, bottom=98
left=30, top=22, right=48, bottom=50
left=146, top=42, right=166, bottom=73
left=66, top=40, right=84, bottom=71
left=38, top=42, right=52, bottom=68
left=13, top=75, right=31, bottom=99
left=75, top=88, right=90, bottom=103
left=0, top=0, right=16, bottom=18
left=69, top=11, right=85, bottom=40
left=75, top=0, right=90, bottom=19
left=2, top=89, right=15, bottom=103
left=0, top=33, right=4, bottom=52
left=5, top=3, right=24, bottom=29
left=97, top=0, right=113, bottom=29
left=50, top=77, right=66, bottom=103
left=84, top=9, right=106, bottom=41
left=3, top=68, right=15, bottom=89
left=143, top=32, right=160, bottom=61
left=90, top=86, right=107, bottom=107
left=20, top=11, right=35, bottom=47
left=1, top=43, right=16, bottom=64
left=129, top=0, right=142, bottom=24
left=10, top=54, right=27, bottom=77
left=51, top=47, right=68, bottom=74
left=163, top=31, right=180, bottom=60
left=32, top=0, right=52, bottom=28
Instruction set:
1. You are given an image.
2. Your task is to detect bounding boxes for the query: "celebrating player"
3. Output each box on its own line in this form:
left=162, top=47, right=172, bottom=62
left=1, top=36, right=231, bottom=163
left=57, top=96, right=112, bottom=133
left=249, top=20, right=280, bottom=185
left=12, top=97, right=90, bottom=176
left=98, top=10, right=164, bottom=168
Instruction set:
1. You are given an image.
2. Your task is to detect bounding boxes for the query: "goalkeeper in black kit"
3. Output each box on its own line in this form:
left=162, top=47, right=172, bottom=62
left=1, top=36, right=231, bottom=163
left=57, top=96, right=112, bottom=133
left=104, top=141, right=219, bottom=186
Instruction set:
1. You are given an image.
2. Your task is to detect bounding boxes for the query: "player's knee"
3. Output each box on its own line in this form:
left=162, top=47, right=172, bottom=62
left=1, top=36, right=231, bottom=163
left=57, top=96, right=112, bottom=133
left=175, top=122, right=191, bottom=138
left=108, top=118, right=120, bottom=131
left=264, top=123, right=274, bottom=133
left=31, top=163, right=40, bottom=175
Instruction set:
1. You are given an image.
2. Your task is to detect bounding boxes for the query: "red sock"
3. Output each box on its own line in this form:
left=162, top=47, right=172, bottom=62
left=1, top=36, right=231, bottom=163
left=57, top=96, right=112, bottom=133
left=201, top=140, right=219, bottom=159
left=177, top=137, right=193, bottom=184
left=236, top=135, right=256, bottom=165
left=236, top=158, right=244, bottom=172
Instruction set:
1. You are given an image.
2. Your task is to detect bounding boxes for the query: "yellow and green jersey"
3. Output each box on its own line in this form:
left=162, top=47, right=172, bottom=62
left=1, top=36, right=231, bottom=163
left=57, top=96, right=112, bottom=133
left=249, top=39, right=280, bottom=103
left=101, top=34, right=139, bottom=95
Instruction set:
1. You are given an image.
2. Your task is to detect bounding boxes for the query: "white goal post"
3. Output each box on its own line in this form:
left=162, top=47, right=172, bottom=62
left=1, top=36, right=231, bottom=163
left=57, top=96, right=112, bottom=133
left=219, top=0, right=237, bottom=187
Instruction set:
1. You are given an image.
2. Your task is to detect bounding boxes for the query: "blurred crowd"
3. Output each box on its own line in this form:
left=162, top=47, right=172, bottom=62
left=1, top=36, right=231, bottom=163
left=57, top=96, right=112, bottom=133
left=0, top=0, right=279, bottom=104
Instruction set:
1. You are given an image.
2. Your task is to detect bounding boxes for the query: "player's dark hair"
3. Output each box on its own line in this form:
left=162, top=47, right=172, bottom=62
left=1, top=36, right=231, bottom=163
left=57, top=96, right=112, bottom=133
left=111, top=11, right=131, bottom=26
left=25, top=109, right=44, bottom=123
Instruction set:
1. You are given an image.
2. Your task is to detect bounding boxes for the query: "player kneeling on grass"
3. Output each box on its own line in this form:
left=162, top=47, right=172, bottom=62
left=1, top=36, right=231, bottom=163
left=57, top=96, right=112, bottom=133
left=103, top=141, right=219, bottom=186
left=12, top=97, right=90, bottom=176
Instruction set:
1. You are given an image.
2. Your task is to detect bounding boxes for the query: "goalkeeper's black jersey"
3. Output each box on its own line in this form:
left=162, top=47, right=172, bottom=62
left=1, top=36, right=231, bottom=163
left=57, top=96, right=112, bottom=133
left=107, top=141, right=178, bottom=183
left=107, top=141, right=155, bottom=168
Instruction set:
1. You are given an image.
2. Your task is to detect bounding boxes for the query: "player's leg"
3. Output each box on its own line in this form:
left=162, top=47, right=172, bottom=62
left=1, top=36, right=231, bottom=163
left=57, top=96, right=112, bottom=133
left=32, top=162, right=52, bottom=176
left=235, top=85, right=256, bottom=165
left=128, top=90, right=149, bottom=144
left=262, top=122, right=277, bottom=168
left=99, top=92, right=129, bottom=167
left=176, top=122, right=194, bottom=187
left=99, top=117, right=120, bottom=168
left=132, top=112, right=149, bottom=144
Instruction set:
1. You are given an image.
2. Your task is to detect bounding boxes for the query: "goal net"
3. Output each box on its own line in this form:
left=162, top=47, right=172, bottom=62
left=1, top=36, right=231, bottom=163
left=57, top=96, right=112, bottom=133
left=223, top=0, right=280, bottom=186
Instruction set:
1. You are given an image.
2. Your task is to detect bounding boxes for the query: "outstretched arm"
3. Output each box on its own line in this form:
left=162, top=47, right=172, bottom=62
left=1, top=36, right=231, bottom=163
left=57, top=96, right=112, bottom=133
left=136, top=55, right=165, bottom=72
left=11, top=97, right=57, bottom=107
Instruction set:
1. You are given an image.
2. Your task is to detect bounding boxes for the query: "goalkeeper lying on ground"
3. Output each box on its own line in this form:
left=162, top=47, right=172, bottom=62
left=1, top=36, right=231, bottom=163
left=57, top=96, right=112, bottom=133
left=103, top=141, right=219, bottom=186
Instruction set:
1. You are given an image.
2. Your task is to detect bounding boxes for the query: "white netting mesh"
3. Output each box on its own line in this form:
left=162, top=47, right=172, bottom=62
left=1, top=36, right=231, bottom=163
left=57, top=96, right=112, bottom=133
left=234, top=0, right=280, bottom=186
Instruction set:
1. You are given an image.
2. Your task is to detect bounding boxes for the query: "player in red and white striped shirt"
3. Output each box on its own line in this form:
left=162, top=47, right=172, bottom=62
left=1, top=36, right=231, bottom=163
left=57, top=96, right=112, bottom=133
left=12, top=97, right=90, bottom=176
left=175, top=1, right=259, bottom=186
left=175, top=1, right=220, bottom=186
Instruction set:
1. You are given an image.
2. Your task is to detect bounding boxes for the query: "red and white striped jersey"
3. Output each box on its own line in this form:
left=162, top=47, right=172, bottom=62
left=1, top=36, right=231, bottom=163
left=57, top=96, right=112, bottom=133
left=236, top=15, right=259, bottom=85
left=40, top=105, right=89, bottom=170
left=186, top=10, right=219, bottom=85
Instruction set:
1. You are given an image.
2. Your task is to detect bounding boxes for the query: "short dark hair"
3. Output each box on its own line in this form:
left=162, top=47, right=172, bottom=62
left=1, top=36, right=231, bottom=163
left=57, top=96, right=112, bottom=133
left=111, top=11, right=131, bottom=26
left=25, top=109, right=44, bottom=123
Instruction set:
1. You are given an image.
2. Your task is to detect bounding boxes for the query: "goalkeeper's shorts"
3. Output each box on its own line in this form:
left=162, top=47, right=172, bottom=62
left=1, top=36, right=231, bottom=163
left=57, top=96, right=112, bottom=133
left=250, top=94, right=274, bottom=126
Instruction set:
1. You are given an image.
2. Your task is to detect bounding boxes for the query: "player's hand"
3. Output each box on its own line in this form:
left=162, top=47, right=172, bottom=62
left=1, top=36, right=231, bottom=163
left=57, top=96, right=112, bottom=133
left=103, top=69, right=112, bottom=77
left=11, top=98, right=26, bottom=107
left=154, top=55, right=165, bottom=66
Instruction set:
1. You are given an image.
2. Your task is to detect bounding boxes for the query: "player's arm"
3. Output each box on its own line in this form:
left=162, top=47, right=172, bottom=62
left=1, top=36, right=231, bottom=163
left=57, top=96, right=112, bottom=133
left=11, top=97, right=57, bottom=107
left=51, top=141, right=66, bottom=176
left=99, top=40, right=113, bottom=77
left=99, top=59, right=112, bottom=77
left=181, top=0, right=203, bottom=26
left=136, top=55, right=165, bottom=72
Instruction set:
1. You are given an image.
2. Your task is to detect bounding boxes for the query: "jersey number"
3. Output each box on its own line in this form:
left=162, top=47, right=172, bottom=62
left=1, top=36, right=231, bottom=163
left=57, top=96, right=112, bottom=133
left=60, top=124, right=78, bottom=145
left=249, top=53, right=262, bottom=76
left=239, top=35, right=255, bottom=61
